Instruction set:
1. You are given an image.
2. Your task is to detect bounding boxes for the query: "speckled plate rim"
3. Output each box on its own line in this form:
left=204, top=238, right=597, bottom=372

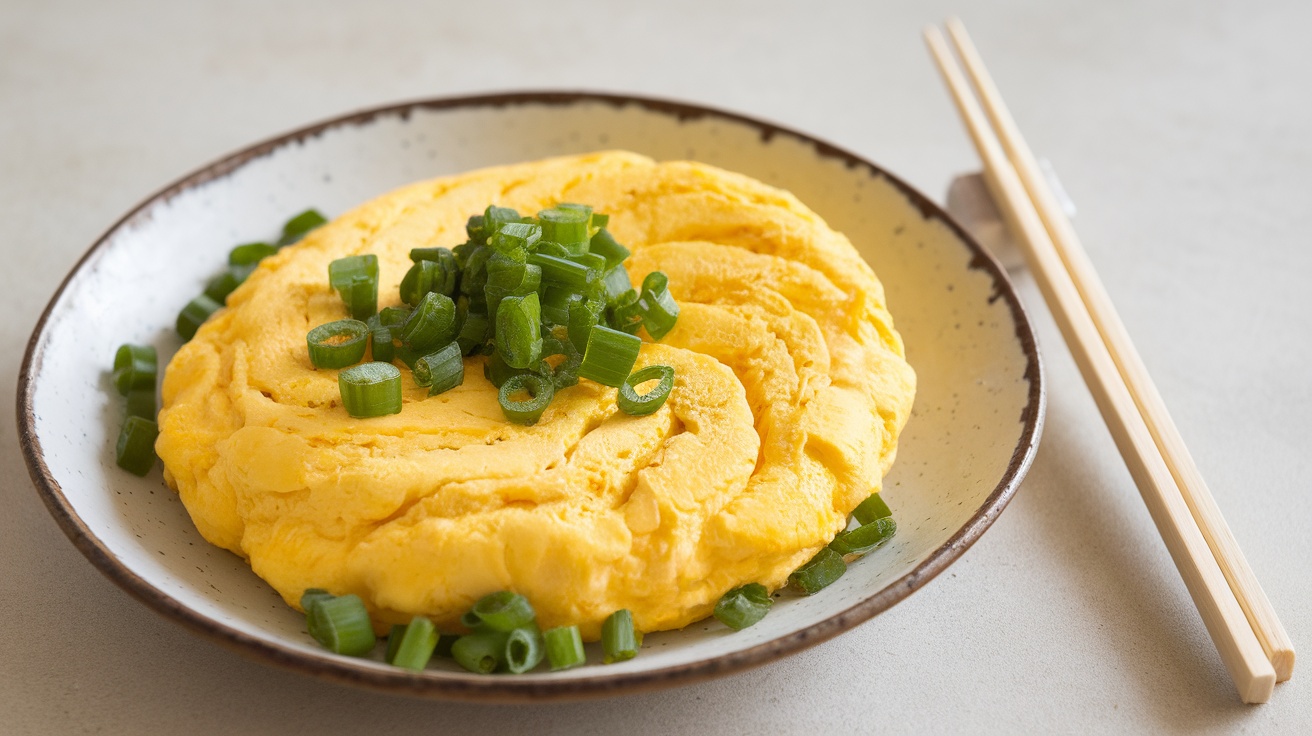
left=17, top=90, right=1045, bottom=702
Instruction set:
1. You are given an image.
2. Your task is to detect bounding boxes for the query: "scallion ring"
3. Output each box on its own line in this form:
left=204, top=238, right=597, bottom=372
left=578, top=325, right=641, bottom=388
left=543, top=625, right=586, bottom=671
left=617, top=364, right=675, bottom=416
left=413, top=343, right=464, bottom=396
left=497, top=373, right=553, bottom=425
left=115, top=416, right=159, bottom=476
left=337, top=362, right=402, bottom=418
left=112, top=343, right=157, bottom=396
left=305, top=593, right=375, bottom=656
left=306, top=319, right=370, bottom=369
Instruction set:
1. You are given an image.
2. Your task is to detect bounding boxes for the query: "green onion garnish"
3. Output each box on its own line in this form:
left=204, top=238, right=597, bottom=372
left=607, top=289, right=644, bottom=335
left=482, top=205, right=522, bottom=239
left=278, top=208, right=329, bottom=246
left=338, top=362, right=402, bottom=418
left=495, top=293, right=543, bottom=370
left=636, top=271, right=680, bottom=340
left=305, top=593, right=376, bottom=656
left=578, top=325, right=641, bottom=388
left=115, top=416, right=159, bottom=476
left=328, top=255, right=379, bottom=321
left=414, top=343, right=464, bottom=395
left=203, top=268, right=242, bottom=304
left=713, top=583, right=773, bottom=631
left=539, top=207, right=590, bottom=249
left=543, top=625, right=586, bottom=671
left=306, top=319, right=370, bottom=369
left=829, top=517, right=897, bottom=557
left=590, top=212, right=610, bottom=229
left=112, top=344, right=157, bottom=396
left=617, top=364, right=675, bottom=416
left=370, top=324, right=395, bottom=363
left=497, top=372, right=554, bottom=425
left=400, top=292, right=457, bottom=353
left=400, top=259, right=452, bottom=306
left=452, top=631, right=508, bottom=674
left=529, top=253, right=596, bottom=290
left=588, top=228, right=629, bottom=269
left=456, top=312, right=489, bottom=356
left=299, top=588, right=334, bottom=611
left=229, top=242, right=278, bottom=266
left=567, top=295, right=606, bottom=351
left=390, top=616, right=439, bottom=671
left=176, top=294, right=222, bottom=341
left=504, top=626, right=544, bottom=674
left=601, top=265, right=632, bottom=304
left=125, top=388, right=156, bottom=420
left=468, top=591, right=536, bottom=632
left=601, top=609, right=640, bottom=664
left=852, top=493, right=893, bottom=526
left=491, top=221, right=542, bottom=255
left=483, top=351, right=529, bottom=389
left=788, top=547, right=847, bottom=595
left=539, top=287, right=576, bottom=326
left=385, top=623, right=406, bottom=664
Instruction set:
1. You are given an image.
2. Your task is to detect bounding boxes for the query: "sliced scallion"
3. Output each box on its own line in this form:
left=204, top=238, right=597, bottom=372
left=636, top=271, right=679, bottom=340
left=588, top=228, right=629, bottom=269
left=529, top=252, right=596, bottom=290
left=469, top=591, right=536, bottom=632
left=852, top=493, right=893, bottom=526
left=414, top=342, right=464, bottom=395
left=203, top=269, right=242, bottom=304
left=112, top=344, right=157, bottom=396
left=456, top=312, right=489, bottom=356
left=788, top=547, right=846, bottom=595
left=539, top=207, right=590, bottom=249
left=601, top=609, right=639, bottom=664
left=299, top=588, right=334, bottom=611
left=115, top=416, right=158, bottom=476
left=452, top=631, right=508, bottom=674
left=829, top=517, right=897, bottom=557
left=278, top=208, right=328, bottom=246
left=176, top=294, right=222, bottom=341
left=713, top=583, right=773, bottom=631
left=400, top=292, right=457, bottom=353
left=617, top=364, right=675, bottom=416
left=567, top=295, right=606, bottom=351
left=328, top=255, right=379, bottom=320
left=495, top=293, right=543, bottom=370
left=504, top=626, right=544, bottom=674
left=305, top=593, right=375, bottom=656
left=390, top=616, right=439, bottom=671
left=338, top=362, right=402, bottom=418
left=497, top=372, right=553, bottom=425
left=370, top=324, right=395, bottom=363
left=229, top=242, right=278, bottom=266
left=543, top=625, right=585, bottom=671
left=306, top=319, right=370, bottom=369
left=578, top=325, right=641, bottom=388
left=601, top=265, right=632, bottom=304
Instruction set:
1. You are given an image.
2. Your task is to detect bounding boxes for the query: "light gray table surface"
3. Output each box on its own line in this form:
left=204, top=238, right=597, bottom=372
left=3, top=1, right=1308, bottom=733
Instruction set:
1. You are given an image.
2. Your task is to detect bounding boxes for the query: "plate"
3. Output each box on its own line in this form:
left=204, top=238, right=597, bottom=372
left=17, top=92, right=1044, bottom=701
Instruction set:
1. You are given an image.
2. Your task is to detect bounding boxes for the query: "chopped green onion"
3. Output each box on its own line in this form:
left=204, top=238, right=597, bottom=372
left=456, top=312, right=489, bottom=355
left=306, top=319, right=370, bottom=369
left=390, top=616, right=439, bottom=671
left=788, top=547, right=847, bottom=595
left=602, top=609, right=639, bottom=664
left=590, top=212, right=610, bottom=229
left=617, top=364, right=675, bottom=416
left=299, top=588, right=334, bottom=611
left=570, top=251, right=608, bottom=274
left=112, top=344, right=157, bottom=396
left=713, top=583, right=773, bottom=631
left=483, top=351, right=529, bottom=389
left=829, top=517, right=898, bottom=557
left=400, top=258, right=456, bottom=306
left=414, top=343, right=464, bottom=395
left=305, top=593, right=376, bottom=656
left=229, top=242, right=278, bottom=266
left=484, top=262, right=541, bottom=317
left=543, top=625, right=586, bottom=671
left=852, top=493, right=893, bottom=526
left=176, top=294, right=222, bottom=341
left=278, top=208, right=328, bottom=246
left=465, top=214, right=487, bottom=244
left=495, top=293, right=543, bottom=370
left=370, top=325, right=395, bottom=363
left=539, top=287, right=576, bottom=326
left=125, top=388, right=155, bottom=419
left=459, top=246, right=492, bottom=299
left=385, top=623, right=407, bottom=664
left=534, top=241, right=570, bottom=259
left=483, top=205, right=521, bottom=237
left=498, top=372, right=553, bottom=425
left=529, top=252, right=597, bottom=290
left=504, top=626, right=544, bottom=674
left=554, top=202, right=593, bottom=223
left=607, top=289, right=644, bottom=335
left=567, top=295, right=606, bottom=350
left=328, top=255, right=379, bottom=320
left=578, top=325, right=641, bottom=388
left=394, top=345, right=419, bottom=371
left=601, top=265, right=632, bottom=304
left=400, top=292, right=457, bottom=353
left=469, top=591, right=536, bottom=632
left=338, top=362, right=402, bottom=418
left=539, top=207, right=590, bottom=248
left=115, top=416, right=158, bottom=476
left=636, top=271, right=679, bottom=340
left=491, top=222, right=542, bottom=256
left=452, top=631, right=508, bottom=674
left=203, top=268, right=242, bottom=304
left=409, top=246, right=450, bottom=264
left=486, top=252, right=532, bottom=290
left=588, top=228, right=629, bottom=269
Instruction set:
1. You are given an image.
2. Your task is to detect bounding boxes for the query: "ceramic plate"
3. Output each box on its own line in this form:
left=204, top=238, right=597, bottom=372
left=18, top=92, right=1043, bottom=701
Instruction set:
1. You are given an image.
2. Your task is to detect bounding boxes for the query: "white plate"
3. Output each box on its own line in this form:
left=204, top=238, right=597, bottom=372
left=18, top=92, right=1043, bottom=701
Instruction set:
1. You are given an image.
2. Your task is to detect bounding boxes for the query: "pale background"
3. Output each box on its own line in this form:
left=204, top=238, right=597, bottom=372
left=2, top=0, right=1308, bottom=733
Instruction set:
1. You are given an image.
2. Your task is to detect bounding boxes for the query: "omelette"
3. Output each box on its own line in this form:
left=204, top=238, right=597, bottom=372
left=156, top=151, right=917, bottom=639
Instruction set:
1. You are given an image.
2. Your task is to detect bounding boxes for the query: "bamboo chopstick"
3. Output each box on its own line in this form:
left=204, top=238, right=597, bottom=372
left=923, top=24, right=1279, bottom=704
left=942, top=17, right=1295, bottom=685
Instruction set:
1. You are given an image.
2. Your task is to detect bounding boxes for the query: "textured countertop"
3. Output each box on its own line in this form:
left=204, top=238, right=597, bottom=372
left=2, top=1, right=1307, bottom=733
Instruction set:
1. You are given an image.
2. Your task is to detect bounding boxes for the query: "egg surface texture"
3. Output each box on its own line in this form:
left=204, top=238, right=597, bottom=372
left=156, top=152, right=917, bottom=639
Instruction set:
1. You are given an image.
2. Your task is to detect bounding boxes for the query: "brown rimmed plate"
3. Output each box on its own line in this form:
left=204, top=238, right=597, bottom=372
left=17, top=91, right=1043, bottom=701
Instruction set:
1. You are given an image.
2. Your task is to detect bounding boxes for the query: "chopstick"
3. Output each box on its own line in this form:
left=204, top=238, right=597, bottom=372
left=941, top=18, right=1295, bottom=687
left=923, top=21, right=1286, bottom=704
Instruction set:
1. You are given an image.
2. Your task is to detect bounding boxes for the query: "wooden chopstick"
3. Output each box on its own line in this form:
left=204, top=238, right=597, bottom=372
left=942, top=17, right=1295, bottom=685
left=923, top=24, right=1279, bottom=704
